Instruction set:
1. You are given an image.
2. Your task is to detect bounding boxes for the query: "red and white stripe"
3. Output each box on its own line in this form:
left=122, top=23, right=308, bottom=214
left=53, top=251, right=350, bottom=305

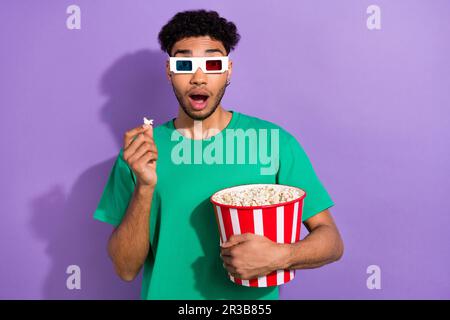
left=214, top=200, right=304, bottom=287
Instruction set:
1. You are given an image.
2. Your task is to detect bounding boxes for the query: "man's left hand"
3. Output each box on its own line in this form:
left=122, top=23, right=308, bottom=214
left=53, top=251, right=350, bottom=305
left=220, top=233, right=290, bottom=280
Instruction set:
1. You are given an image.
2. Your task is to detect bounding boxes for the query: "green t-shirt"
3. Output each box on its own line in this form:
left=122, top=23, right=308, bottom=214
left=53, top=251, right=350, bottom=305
left=93, top=110, right=334, bottom=300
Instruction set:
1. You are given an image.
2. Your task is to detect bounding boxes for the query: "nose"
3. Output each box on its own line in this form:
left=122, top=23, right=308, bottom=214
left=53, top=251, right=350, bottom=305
left=190, top=67, right=207, bottom=86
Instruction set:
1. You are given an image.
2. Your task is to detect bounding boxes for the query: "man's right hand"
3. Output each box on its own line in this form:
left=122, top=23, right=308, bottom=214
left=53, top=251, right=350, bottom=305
left=123, top=124, right=158, bottom=188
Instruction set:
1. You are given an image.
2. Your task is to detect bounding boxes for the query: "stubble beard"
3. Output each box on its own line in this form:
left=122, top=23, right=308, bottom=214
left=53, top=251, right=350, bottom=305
left=172, top=82, right=229, bottom=121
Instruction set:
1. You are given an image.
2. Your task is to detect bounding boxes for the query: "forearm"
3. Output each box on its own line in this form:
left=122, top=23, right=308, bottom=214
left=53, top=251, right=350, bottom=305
left=280, top=224, right=344, bottom=270
left=108, top=183, right=154, bottom=281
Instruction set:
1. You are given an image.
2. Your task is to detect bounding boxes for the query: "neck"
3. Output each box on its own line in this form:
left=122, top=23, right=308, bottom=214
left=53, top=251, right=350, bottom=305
left=174, top=105, right=232, bottom=140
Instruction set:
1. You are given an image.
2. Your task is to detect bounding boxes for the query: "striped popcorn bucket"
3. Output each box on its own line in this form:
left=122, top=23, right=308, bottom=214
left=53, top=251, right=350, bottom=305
left=210, top=184, right=306, bottom=287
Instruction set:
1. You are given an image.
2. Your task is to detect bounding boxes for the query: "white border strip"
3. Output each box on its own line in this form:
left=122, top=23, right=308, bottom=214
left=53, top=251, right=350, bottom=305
left=291, top=202, right=299, bottom=243
left=216, top=206, right=227, bottom=243
left=230, top=208, right=241, bottom=235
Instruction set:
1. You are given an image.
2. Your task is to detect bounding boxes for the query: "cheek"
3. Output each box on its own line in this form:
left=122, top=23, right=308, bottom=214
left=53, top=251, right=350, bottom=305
left=209, top=76, right=227, bottom=91
left=171, top=77, right=190, bottom=93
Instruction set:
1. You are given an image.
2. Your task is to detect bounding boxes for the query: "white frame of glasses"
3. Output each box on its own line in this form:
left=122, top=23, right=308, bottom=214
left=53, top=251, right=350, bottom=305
left=169, top=56, right=229, bottom=74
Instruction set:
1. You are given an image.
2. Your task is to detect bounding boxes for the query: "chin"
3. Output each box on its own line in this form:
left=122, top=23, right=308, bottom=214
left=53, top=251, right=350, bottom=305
left=184, top=103, right=218, bottom=121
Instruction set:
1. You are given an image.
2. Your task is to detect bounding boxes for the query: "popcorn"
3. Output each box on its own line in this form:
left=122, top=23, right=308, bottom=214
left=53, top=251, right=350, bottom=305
left=143, top=117, right=154, bottom=126
left=212, top=185, right=302, bottom=207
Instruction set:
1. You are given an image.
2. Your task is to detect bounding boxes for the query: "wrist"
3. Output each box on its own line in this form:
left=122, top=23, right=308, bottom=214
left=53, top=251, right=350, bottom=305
left=277, top=243, right=294, bottom=270
left=136, top=183, right=155, bottom=194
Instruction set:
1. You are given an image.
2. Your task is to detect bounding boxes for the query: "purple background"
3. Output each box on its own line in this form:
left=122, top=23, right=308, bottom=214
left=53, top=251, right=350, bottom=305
left=1, top=0, right=449, bottom=299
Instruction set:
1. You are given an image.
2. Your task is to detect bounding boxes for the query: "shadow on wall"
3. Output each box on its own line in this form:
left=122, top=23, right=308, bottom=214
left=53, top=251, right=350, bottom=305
left=29, top=49, right=176, bottom=299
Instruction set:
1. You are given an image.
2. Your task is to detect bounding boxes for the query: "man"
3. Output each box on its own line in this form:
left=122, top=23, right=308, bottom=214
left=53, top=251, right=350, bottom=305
left=94, top=9, right=344, bottom=300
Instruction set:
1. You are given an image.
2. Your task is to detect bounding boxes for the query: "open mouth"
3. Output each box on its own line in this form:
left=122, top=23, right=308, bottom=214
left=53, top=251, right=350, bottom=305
left=188, top=94, right=209, bottom=111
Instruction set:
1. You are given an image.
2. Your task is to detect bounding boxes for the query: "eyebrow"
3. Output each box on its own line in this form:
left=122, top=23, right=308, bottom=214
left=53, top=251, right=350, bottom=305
left=172, top=48, right=226, bottom=56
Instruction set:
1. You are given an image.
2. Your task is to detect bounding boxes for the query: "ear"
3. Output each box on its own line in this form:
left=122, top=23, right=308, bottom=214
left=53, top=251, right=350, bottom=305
left=227, top=59, right=233, bottom=81
left=166, top=60, right=172, bottom=81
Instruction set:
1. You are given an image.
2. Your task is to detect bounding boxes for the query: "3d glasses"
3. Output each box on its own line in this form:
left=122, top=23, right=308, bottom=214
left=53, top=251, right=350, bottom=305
left=169, top=56, right=229, bottom=74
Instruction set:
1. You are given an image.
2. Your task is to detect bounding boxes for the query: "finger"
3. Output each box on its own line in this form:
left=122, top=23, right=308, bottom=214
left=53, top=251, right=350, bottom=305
left=130, top=151, right=157, bottom=174
left=142, top=123, right=154, bottom=139
left=221, top=234, right=246, bottom=248
left=123, top=125, right=149, bottom=149
left=124, top=130, right=153, bottom=156
left=229, top=233, right=251, bottom=244
left=135, top=150, right=158, bottom=166
left=221, top=255, right=233, bottom=265
left=223, top=262, right=236, bottom=273
left=221, top=241, right=234, bottom=248
left=143, top=134, right=158, bottom=154
left=134, top=141, right=158, bottom=158
left=126, top=131, right=156, bottom=152
left=220, top=247, right=232, bottom=257
left=128, top=142, right=157, bottom=163
left=123, top=134, right=145, bottom=162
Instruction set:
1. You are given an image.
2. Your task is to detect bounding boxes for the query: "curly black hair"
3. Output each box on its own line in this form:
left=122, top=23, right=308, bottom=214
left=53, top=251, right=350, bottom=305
left=158, top=9, right=240, bottom=56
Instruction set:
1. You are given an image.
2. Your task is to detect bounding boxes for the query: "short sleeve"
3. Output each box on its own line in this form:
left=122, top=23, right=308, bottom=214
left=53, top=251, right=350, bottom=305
left=277, top=134, right=334, bottom=222
left=93, top=148, right=136, bottom=226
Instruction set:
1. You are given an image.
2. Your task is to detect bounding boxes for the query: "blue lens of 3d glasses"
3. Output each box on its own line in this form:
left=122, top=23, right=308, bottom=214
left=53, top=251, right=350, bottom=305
left=176, top=60, right=193, bottom=71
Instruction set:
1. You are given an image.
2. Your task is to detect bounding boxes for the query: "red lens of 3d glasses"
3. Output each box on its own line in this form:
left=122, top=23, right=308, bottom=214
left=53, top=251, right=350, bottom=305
left=205, top=60, right=222, bottom=71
